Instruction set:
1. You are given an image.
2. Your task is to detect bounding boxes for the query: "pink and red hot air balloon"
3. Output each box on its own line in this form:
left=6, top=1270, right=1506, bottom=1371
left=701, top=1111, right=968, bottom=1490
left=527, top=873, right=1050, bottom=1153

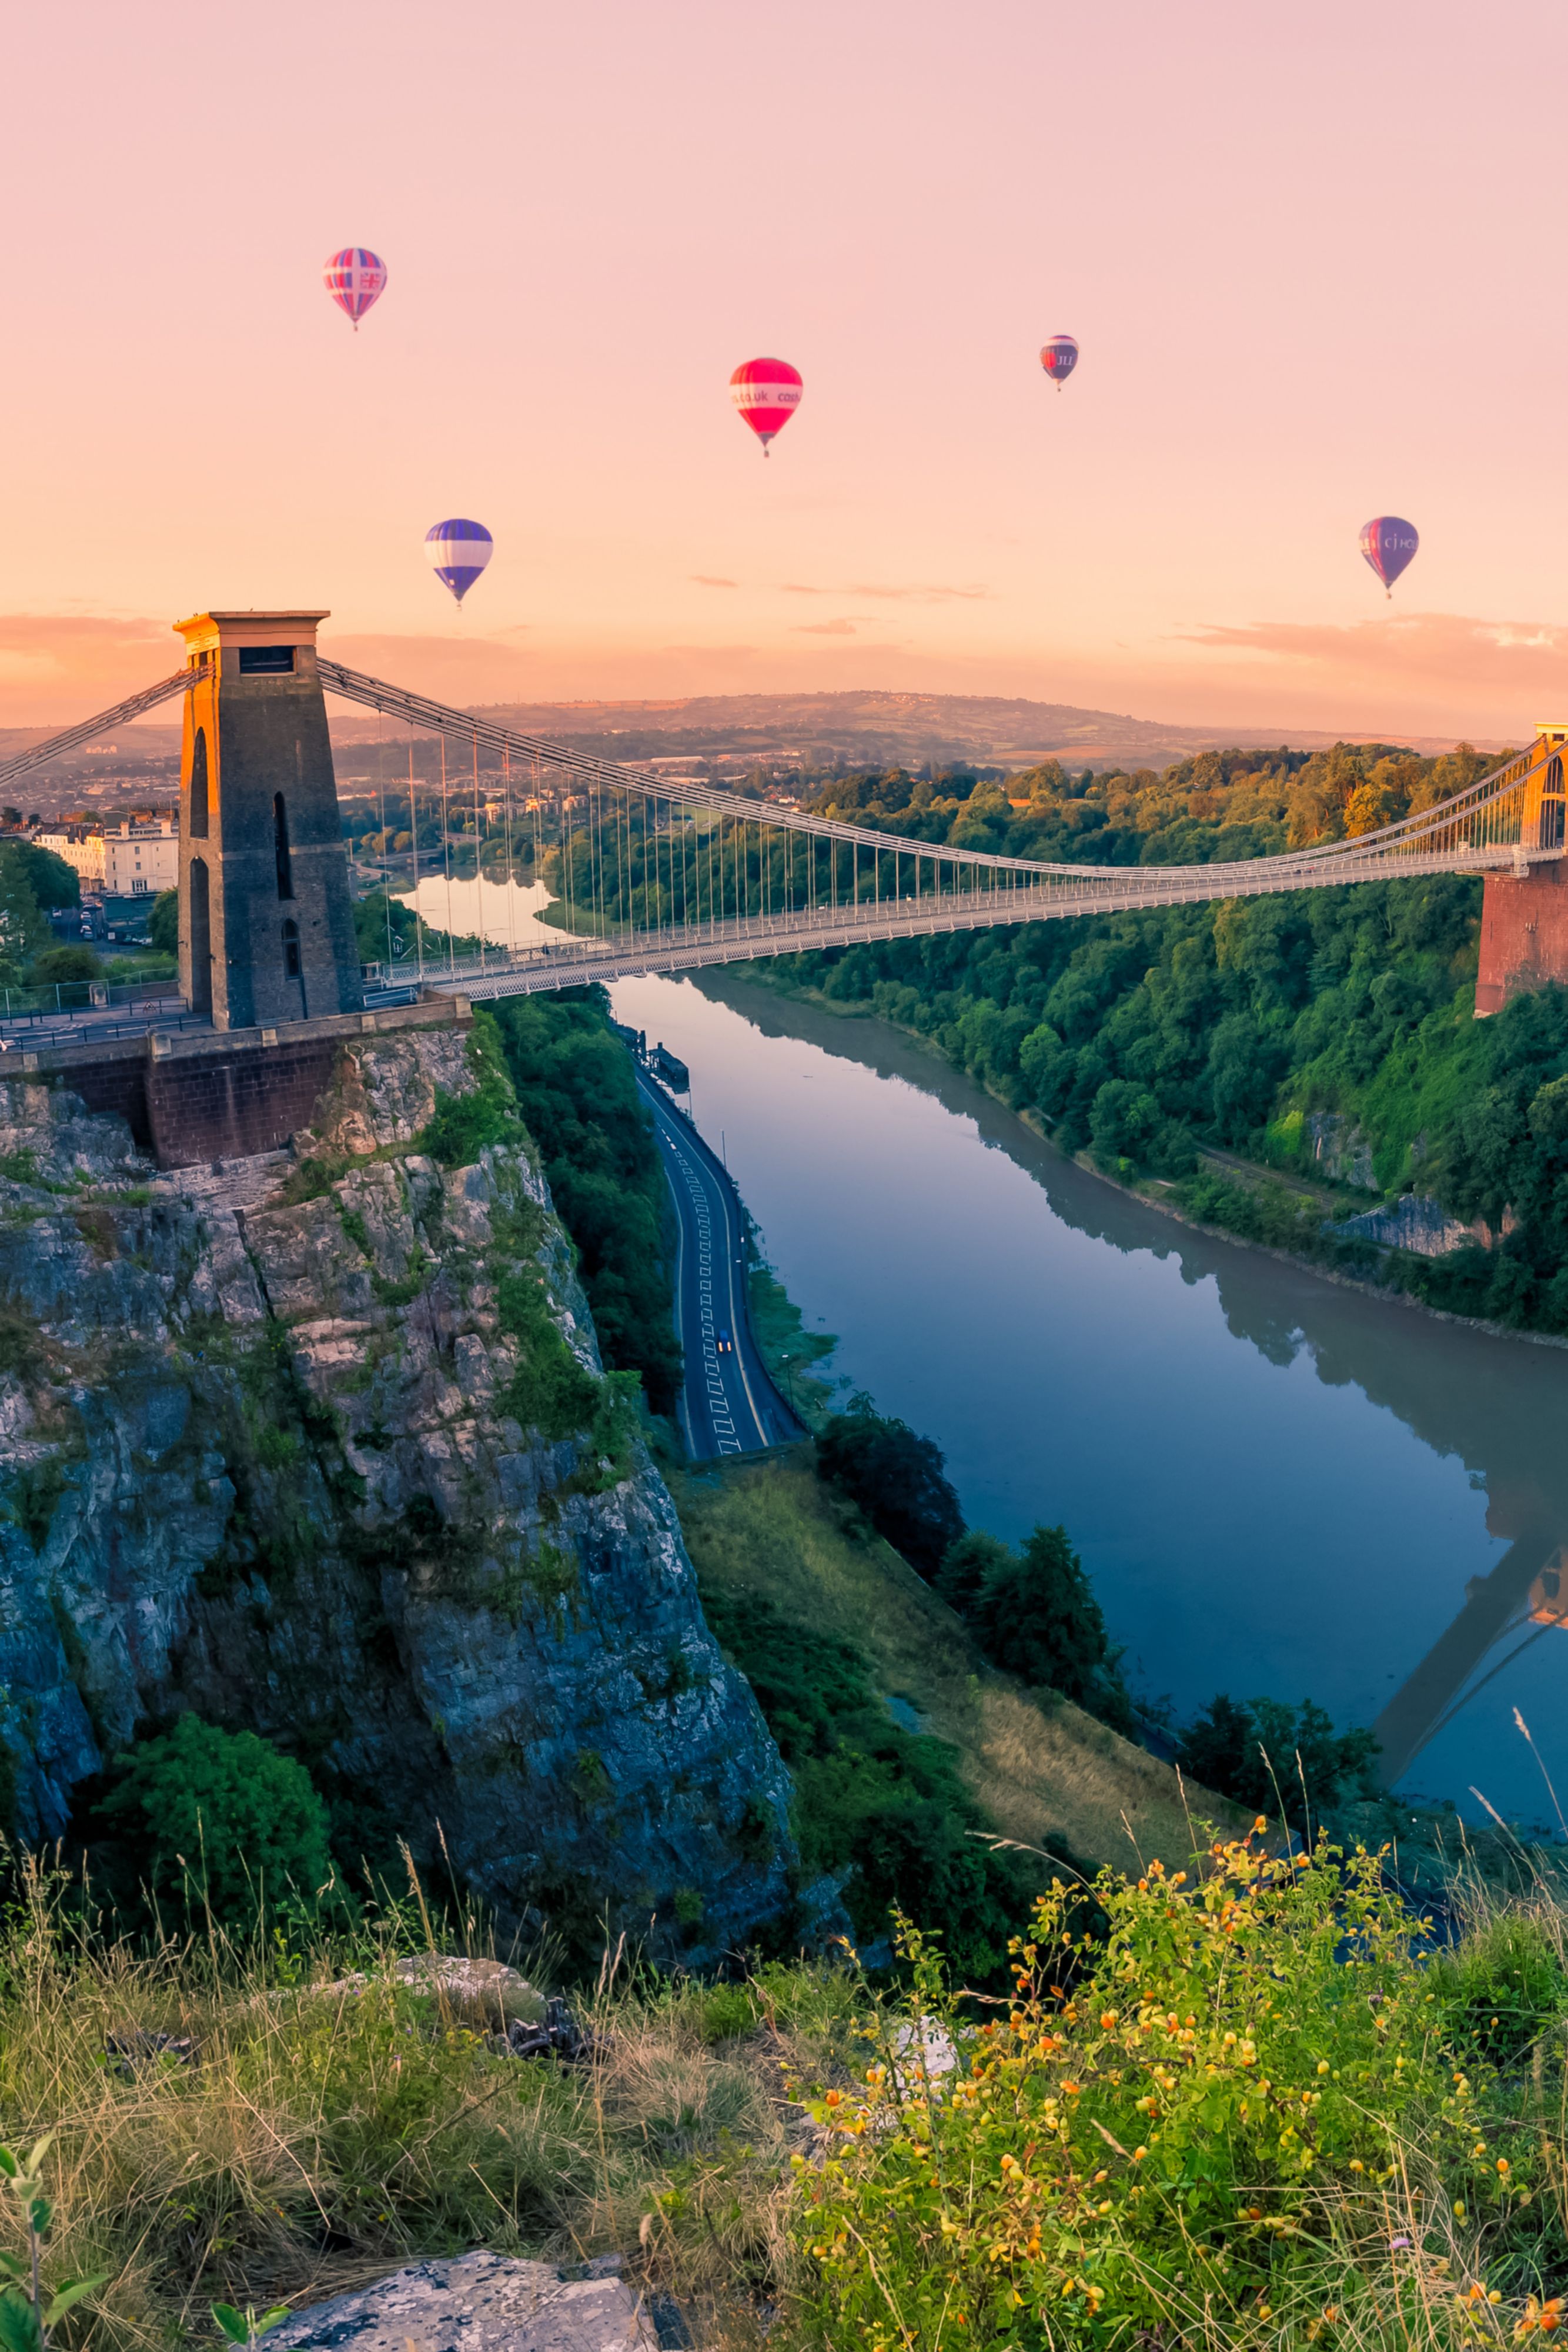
left=730, top=358, right=803, bottom=455
left=324, top=248, right=387, bottom=330
left=1360, top=516, right=1419, bottom=597
left=1039, top=335, right=1078, bottom=390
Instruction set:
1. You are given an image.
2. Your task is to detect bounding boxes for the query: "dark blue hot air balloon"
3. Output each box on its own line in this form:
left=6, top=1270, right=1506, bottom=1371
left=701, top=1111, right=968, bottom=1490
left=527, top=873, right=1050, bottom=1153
left=425, top=519, right=494, bottom=607
left=1360, top=516, right=1419, bottom=597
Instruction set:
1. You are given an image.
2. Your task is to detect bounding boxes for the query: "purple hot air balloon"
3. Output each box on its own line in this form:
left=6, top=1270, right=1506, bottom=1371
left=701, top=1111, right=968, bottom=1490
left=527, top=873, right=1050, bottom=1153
left=1360, top=516, right=1419, bottom=597
left=1039, top=334, right=1078, bottom=391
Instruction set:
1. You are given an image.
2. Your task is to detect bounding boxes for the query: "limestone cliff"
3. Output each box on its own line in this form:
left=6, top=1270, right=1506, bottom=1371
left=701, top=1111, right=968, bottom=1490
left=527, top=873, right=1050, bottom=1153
left=0, top=1015, right=795, bottom=1959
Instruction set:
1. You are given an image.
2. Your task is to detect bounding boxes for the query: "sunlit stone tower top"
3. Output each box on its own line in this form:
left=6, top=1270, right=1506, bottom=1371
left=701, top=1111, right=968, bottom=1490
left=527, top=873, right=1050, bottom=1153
left=173, top=610, right=363, bottom=1032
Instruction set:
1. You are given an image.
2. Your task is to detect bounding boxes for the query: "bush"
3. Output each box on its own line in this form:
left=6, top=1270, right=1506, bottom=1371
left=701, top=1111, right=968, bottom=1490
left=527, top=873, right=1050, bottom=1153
left=25, top=945, right=101, bottom=987
left=98, top=1716, right=339, bottom=1932
left=968, top=1522, right=1135, bottom=1733
left=1175, top=1692, right=1380, bottom=1829
left=815, top=1402, right=965, bottom=1577
left=794, top=1835, right=1560, bottom=2348
left=419, top=1011, right=518, bottom=1165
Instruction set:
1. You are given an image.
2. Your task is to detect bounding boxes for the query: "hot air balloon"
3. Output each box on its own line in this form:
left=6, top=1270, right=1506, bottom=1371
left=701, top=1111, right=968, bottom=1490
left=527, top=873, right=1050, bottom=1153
left=730, top=358, right=803, bottom=455
left=1039, top=335, right=1078, bottom=390
left=323, top=247, right=387, bottom=329
left=1360, top=516, right=1419, bottom=597
left=426, top=519, right=493, bottom=607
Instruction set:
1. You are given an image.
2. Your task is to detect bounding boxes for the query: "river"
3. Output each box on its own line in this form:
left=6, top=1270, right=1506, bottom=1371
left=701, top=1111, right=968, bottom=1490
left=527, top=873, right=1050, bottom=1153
left=605, top=968, right=1568, bottom=1833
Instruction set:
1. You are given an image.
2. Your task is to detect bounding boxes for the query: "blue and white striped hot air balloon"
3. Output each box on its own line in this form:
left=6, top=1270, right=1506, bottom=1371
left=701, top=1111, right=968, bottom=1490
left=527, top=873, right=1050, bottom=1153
left=425, top=518, right=494, bottom=607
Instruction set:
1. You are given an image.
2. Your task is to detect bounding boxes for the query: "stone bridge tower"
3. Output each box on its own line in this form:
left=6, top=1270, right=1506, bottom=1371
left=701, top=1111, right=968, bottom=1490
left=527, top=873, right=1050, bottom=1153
left=1475, top=721, right=1568, bottom=1015
left=174, top=610, right=363, bottom=1031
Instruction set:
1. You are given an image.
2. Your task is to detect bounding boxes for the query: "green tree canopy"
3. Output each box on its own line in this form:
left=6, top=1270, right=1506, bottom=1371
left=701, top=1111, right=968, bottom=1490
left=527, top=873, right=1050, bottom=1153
left=101, top=1716, right=337, bottom=1930
left=815, top=1402, right=965, bottom=1577
left=969, top=1524, right=1134, bottom=1733
left=148, top=888, right=178, bottom=954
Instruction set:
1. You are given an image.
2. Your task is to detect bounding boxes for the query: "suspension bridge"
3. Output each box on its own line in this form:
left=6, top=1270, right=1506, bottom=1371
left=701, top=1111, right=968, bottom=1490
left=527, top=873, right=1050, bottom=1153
left=2, top=613, right=1565, bottom=1039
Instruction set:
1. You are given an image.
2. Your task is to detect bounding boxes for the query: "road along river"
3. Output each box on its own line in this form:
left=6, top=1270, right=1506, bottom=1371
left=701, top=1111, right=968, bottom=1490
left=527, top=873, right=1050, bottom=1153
left=609, top=969, right=1568, bottom=1834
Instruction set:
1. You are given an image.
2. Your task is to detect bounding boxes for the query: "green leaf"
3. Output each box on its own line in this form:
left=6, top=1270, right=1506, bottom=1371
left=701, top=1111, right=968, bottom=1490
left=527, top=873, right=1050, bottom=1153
left=0, top=2259, right=24, bottom=2281
left=0, top=2151, right=17, bottom=2181
left=255, top=2310, right=290, bottom=2339
left=0, top=2292, right=41, bottom=2352
left=210, top=2305, right=249, bottom=2345
left=22, top=2140, right=51, bottom=2179
left=43, top=2277, right=107, bottom=2327
left=24, top=2202, right=49, bottom=2240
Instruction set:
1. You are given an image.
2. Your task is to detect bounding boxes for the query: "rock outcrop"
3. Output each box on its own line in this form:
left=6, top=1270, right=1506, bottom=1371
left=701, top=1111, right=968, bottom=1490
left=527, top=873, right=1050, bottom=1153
left=269, top=2250, right=658, bottom=2352
left=0, top=1018, right=794, bottom=1960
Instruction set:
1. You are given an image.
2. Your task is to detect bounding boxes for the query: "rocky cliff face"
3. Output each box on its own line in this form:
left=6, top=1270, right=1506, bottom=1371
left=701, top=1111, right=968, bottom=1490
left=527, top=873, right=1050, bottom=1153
left=0, top=1017, right=794, bottom=1960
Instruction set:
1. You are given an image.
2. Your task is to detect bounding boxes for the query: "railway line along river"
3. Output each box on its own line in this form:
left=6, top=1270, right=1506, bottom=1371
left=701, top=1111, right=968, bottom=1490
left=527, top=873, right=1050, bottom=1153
left=607, top=967, right=1568, bottom=1836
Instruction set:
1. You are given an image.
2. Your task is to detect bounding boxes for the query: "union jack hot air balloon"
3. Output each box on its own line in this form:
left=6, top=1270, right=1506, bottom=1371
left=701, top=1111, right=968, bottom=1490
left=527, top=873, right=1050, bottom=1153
left=426, top=519, right=493, bottom=607
left=323, top=248, right=387, bottom=330
left=1359, top=516, right=1419, bottom=597
left=730, top=358, right=803, bottom=455
left=1039, top=335, right=1078, bottom=390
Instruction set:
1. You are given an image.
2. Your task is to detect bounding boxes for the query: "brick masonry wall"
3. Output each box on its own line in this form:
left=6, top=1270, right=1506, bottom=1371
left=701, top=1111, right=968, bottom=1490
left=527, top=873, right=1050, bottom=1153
left=1476, top=864, right=1568, bottom=1014
left=58, top=1054, right=154, bottom=1150
left=145, top=1039, right=342, bottom=1167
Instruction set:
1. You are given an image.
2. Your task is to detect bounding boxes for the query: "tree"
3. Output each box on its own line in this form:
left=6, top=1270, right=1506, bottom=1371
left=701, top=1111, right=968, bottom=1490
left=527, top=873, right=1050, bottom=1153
left=1175, top=1693, right=1380, bottom=1830
left=815, top=1401, right=965, bottom=1577
left=0, top=847, right=49, bottom=975
left=100, top=1716, right=338, bottom=1930
left=970, top=1525, right=1134, bottom=1733
left=17, top=847, right=78, bottom=913
left=148, top=889, right=178, bottom=955
left=934, top=1529, right=1012, bottom=1616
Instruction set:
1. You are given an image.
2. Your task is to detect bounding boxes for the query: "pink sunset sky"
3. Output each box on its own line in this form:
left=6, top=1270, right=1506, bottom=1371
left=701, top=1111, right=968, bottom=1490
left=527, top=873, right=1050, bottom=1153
left=4, top=0, right=1566, bottom=742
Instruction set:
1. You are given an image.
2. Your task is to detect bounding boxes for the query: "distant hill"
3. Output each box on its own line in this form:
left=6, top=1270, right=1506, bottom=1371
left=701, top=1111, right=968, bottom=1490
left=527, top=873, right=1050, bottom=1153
left=0, top=691, right=1503, bottom=804
left=328, top=688, right=1500, bottom=771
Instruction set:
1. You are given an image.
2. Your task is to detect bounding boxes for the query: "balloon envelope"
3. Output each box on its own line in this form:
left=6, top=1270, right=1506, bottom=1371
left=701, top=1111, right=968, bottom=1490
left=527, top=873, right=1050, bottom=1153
left=324, top=247, right=387, bottom=328
left=1360, top=515, right=1419, bottom=592
left=426, top=519, right=494, bottom=605
left=730, top=357, right=803, bottom=453
left=1040, top=335, right=1078, bottom=387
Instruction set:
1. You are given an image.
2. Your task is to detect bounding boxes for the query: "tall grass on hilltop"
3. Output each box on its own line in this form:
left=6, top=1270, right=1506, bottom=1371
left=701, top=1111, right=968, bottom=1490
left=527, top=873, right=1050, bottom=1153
left=0, top=1853, right=853, bottom=2351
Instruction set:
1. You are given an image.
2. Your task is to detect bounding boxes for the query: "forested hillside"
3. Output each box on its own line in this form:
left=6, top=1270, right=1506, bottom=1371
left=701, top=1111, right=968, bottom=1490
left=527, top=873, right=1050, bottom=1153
left=778, top=742, right=1568, bottom=1335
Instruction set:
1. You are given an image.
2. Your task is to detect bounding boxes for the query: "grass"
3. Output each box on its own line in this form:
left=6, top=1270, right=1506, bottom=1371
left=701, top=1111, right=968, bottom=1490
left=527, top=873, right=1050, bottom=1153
left=8, top=1835, right=1568, bottom=2352
left=673, top=1451, right=1251, bottom=1877
left=0, top=1854, right=861, bottom=2352
left=745, top=1265, right=841, bottom=1429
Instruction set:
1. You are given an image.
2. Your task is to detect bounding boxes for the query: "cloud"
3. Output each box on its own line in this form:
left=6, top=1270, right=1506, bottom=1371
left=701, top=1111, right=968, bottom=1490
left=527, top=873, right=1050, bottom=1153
left=783, top=581, right=988, bottom=603
left=0, top=613, right=182, bottom=727
left=791, top=620, right=858, bottom=636
left=691, top=574, right=738, bottom=588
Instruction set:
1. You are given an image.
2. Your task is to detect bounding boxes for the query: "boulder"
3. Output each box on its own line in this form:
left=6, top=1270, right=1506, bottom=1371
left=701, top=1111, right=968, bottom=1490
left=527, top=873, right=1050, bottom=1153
left=268, top=2249, right=658, bottom=2352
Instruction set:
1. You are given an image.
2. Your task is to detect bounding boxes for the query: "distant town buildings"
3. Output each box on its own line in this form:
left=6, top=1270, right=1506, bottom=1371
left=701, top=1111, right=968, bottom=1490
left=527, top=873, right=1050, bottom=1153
left=35, top=816, right=178, bottom=897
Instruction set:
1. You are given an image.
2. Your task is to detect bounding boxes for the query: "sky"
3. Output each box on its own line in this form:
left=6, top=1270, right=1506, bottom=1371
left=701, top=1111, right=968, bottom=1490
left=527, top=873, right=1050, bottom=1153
left=4, top=0, right=1567, bottom=741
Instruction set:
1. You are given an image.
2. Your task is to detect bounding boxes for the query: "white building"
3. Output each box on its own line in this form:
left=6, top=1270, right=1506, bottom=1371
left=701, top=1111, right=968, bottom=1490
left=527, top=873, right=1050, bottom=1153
left=37, top=820, right=178, bottom=897
left=35, top=830, right=105, bottom=886
left=103, top=819, right=178, bottom=897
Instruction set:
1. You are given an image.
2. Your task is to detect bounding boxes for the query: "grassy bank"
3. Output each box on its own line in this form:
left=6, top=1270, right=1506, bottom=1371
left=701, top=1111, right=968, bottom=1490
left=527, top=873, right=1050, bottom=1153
left=673, top=1449, right=1242, bottom=1879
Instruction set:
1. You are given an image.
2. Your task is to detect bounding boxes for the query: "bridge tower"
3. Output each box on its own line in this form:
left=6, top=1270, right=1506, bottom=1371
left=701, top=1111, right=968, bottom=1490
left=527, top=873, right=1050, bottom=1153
left=173, top=610, right=363, bottom=1031
left=1475, top=722, right=1568, bottom=1015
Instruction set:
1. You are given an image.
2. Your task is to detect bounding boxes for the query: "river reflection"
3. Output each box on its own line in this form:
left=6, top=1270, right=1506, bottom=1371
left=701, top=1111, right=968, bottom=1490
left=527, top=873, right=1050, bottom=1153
left=609, top=969, right=1568, bottom=1832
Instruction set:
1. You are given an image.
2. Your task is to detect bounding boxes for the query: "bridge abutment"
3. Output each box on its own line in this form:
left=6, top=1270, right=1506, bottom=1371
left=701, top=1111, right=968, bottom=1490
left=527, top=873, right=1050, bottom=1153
left=1476, top=863, right=1568, bottom=1015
